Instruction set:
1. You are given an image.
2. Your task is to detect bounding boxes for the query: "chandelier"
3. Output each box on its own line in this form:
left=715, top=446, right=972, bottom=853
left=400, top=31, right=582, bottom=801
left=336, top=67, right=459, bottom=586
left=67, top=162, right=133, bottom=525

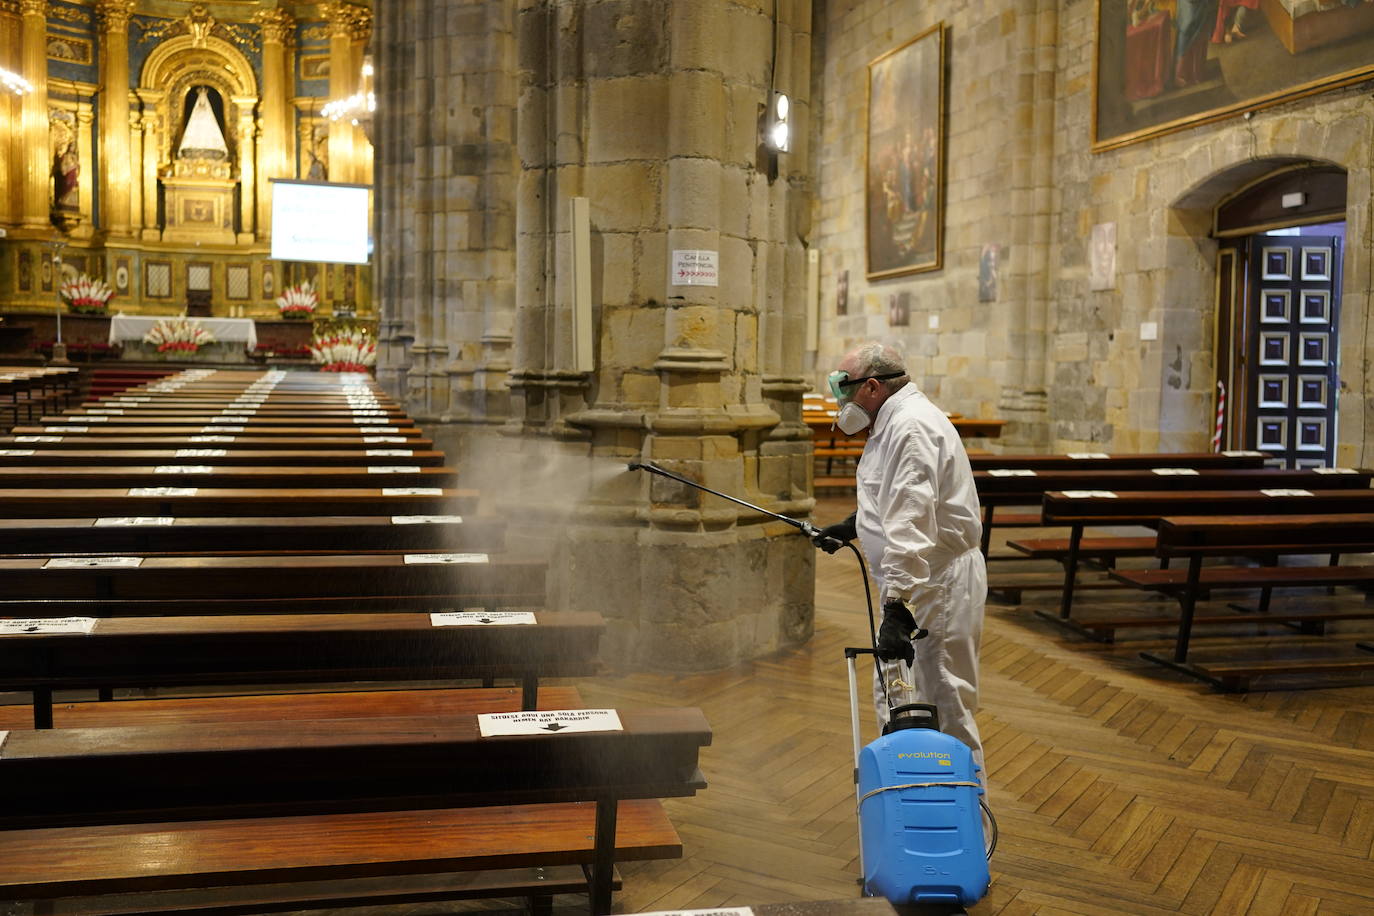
left=321, top=59, right=374, bottom=132
left=1, top=66, right=33, bottom=95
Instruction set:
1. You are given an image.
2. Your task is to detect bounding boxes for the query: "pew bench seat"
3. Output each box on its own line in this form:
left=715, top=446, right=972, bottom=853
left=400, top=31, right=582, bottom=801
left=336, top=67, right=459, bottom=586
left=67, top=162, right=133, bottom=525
left=1110, top=563, right=1374, bottom=593
left=1007, top=535, right=1158, bottom=562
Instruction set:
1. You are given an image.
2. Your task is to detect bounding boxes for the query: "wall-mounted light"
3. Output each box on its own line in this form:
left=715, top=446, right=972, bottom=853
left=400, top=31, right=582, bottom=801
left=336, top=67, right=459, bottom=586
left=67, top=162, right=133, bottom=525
left=765, top=91, right=790, bottom=153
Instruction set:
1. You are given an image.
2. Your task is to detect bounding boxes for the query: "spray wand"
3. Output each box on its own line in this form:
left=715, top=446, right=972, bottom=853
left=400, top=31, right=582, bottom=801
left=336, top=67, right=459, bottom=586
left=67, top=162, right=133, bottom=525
left=627, top=461, right=823, bottom=539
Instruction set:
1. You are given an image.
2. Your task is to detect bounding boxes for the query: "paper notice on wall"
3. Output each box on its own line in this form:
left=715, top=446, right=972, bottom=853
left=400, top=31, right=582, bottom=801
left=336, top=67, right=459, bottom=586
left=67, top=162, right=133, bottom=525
left=988, top=468, right=1037, bottom=477
left=391, top=515, right=463, bottom=525
left=95, top=517, right=175, bottom=527
left=670, top=249, right=719, bottom=287
left=128, top=487, right=199, bottom=497
left=478, top=708, right=622, bottom=737
left=1261, top=489, right=1314, bottom=497
left=0, top=617, right=98, bottom=635
left=45, top=556, right=143, bottom=569
left=1061, top=490, right=1118, bottom=499
left=404, top=553, right=489, bottom=565
left=382, top=487, right=443, bottom=496
left=431, top=611, right=536, bottom=627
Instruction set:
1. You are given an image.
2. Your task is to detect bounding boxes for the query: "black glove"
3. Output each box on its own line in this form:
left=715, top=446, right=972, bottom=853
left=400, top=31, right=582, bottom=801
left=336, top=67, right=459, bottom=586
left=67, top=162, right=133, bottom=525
left=812, top=512, right=857, bottom=554
left=876, top=597, right=919, bottom=667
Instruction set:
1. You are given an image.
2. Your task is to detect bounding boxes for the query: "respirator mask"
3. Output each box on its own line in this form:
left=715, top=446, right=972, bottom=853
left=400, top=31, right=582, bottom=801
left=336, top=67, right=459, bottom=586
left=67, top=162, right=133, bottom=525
left=827, top=370, right=905, bottom=435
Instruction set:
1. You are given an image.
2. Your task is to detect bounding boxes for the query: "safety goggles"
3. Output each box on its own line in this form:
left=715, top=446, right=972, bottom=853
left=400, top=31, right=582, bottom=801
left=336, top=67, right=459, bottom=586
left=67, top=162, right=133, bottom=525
left=827, top=370, right=905, bottom=401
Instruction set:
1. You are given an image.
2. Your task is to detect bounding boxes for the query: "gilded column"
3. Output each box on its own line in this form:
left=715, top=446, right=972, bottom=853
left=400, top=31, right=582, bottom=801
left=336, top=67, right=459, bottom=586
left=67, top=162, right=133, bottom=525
left=234, top=98, right=256, bottom=240
left=0, top=0, right=19, bottom=226
left=18, top=0, right=49, bottom=229
left=125, top=107, right=140, bottom=234
left=96, top=0, right=135, bottom=236
left=254, top=8, right=293, bottom=237
left=322, top=2, right=358, bottom=184
left=135, top=91, right=162, bottom=239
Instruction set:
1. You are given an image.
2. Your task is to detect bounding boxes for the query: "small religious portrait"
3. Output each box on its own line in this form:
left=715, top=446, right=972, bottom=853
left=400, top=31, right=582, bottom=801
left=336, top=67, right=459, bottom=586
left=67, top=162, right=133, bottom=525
left=17, top=251, right=32, bottom=292
left=46, top=35, right=92, bottom=65
left=300, top=55, right=331, bottom=81
left=978, top=244, right=1000, bottom=303
left=113, top=258, right=131, bottom=295
left=262, top=267, right=275, bottom=299
left=888, top=291, right=911, bottom=328
left=40, top=252, right=53, bottom=292
left=835, top=269, right=850, bottom=316
left=1088, top=222, right=1117, bottom=292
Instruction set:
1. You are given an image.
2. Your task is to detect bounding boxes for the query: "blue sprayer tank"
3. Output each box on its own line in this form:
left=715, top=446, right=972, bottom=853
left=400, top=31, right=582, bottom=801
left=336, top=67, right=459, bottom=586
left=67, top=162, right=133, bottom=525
left=857, top=703, right=990, bottom=907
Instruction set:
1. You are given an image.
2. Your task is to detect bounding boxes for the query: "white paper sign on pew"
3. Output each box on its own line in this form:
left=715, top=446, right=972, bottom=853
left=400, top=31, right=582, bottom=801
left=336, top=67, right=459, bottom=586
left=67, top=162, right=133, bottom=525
left=1261, top=489, right=1314, bottom=497
left=117, top=397, right=151, bottom=403
left=391, top=515, right=463, bottom=525
left=155, top=465, right=215, bottom=474
left=637, top=908, right=753, bottom=916
left=95, top=517, right=175, bottom=527
left=15, top=436, right=61, bottom=442
left=44, top=556, right=143, bottom=569
left=0, top=617, right=98, bottom=635
left=175, top=449, right=227, bottom=458
left=1067, top=452, right=1110, bottom=459
left=404, top=553, right=488, bottom=564
left=478, top=708, right=622, bottom=738
left=364, top=436, right=406, bottom=443
left=1315, top=467, right=1358, bottom=474
left=1151, top=468, right=1200, bottom=476
left=360, top=426, right=400, bottom=434
left=368, top=449, right=413, bottom=457
left=46, top=426, right=87, bottom=433
left=189, top=435, right=234, bottom=443
left=382, top=487, right=443, bottom=496
left=0, top=449, right=35, bottom=457
left=200, top=426, right=244, bottom=433
left=431, top=611, right=536, bottom=627
left=988, top=468, right=1037, bottom=477
left=88, top=409, right=123, bottom=415
left=368, top=466, right=423, bottom=474
left=1061, top=490, right=1119, bottom=499
left=210, top=416, right=248, bottom=424
left=1222, top=450, right=1265, bottom=457
left=128, top=486, right=199, bottom=497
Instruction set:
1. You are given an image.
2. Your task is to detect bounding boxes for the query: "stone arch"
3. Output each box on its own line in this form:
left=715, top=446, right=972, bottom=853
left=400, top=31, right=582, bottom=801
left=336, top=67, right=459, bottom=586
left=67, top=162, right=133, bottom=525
left=138, top=36, right=259, bottom=167
left=1150, top=131, right=1369, bottom=459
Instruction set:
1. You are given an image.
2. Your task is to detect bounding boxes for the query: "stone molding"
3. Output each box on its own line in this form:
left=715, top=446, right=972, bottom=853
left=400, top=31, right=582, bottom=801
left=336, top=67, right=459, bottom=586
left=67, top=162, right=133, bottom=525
left=95, top=0, right=135, bottom=33
left=254, top=8, right=295, bottom=45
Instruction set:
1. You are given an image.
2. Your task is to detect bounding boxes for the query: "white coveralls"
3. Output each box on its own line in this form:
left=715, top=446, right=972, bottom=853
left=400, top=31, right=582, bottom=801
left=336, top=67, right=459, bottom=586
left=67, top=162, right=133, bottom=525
left=855, top=382, right=987, bottom=776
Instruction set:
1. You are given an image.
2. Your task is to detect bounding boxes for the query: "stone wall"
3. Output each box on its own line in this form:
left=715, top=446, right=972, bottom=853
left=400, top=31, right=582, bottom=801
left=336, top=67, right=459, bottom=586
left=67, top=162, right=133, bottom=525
left=813, top=0, right=1374, bottom=462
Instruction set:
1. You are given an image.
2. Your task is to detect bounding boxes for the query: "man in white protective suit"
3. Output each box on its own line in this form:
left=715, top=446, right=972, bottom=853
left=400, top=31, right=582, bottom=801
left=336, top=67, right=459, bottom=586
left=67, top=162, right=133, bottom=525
left=813, top=342, right=987, bottom=776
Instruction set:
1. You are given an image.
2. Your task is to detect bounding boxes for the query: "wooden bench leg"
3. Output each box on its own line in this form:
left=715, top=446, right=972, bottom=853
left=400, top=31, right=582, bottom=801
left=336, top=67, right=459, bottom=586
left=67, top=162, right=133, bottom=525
left=98, top=686, right=114, bottom=702
left=589, top=795, right=618, bottom=916
left=528, top=893, right=554, bottom=916
left=522, top=674, right=539, bottom=711
left=33, top=686, right=53, bottom=729
left=1058, top=524, right=1084, bottom=620
left=1141, top=555, right=1206, bottom=681
left=980, top=506, right=995, bottom=559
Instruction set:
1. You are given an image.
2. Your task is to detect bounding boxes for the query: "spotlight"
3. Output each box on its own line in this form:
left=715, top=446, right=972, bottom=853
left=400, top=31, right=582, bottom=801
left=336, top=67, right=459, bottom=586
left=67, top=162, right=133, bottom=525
left=765, top=91, right=790, bottom=153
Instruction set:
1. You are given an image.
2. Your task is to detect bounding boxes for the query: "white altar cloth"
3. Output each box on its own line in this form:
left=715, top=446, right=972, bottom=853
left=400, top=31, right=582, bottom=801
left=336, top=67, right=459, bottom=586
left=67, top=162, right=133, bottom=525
left=109, top=316, right=258, bottom=351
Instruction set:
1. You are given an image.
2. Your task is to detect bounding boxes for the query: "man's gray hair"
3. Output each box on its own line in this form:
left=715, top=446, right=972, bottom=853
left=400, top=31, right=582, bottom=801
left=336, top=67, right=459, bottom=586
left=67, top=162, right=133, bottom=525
left=851, top=342, right=909, bottom=393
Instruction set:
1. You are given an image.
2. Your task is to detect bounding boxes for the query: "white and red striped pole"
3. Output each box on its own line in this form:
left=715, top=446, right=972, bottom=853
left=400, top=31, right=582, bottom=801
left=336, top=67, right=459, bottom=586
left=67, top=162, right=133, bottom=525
left=1212, top=381, right=1226, bottom=452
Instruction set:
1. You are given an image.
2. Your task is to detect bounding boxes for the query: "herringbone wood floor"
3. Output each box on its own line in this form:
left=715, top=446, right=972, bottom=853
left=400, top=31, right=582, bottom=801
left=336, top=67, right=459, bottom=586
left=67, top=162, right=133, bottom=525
left=574, top=501, right=1374, bottom=916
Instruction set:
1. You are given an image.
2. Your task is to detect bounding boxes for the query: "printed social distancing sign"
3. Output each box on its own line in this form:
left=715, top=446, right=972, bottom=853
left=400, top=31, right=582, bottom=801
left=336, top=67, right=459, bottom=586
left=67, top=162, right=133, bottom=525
left=477, top=709, right=622, bottom=737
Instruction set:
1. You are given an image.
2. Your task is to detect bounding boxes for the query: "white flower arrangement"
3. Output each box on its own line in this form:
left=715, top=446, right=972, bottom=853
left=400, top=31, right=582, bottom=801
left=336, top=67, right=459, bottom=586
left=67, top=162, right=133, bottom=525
left=59, top=273, right=115, bottom=315
left=309, top=328, right=377, bottom=372
left=142, top=317, right=216, bottom=354
left=275, top=281, right=318, bottom=319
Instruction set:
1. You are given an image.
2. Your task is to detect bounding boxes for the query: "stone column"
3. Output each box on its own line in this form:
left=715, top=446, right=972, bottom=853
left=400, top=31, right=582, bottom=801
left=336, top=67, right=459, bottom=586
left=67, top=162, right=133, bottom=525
left=507, top=0, right=817, bottom=670
left=254, top=8, right=294, bottom=240
left=95, top=0, right=135, bottom=236
left=17, top=0, right=49, bottom=230
left=372, top=0, right=517, bottom=426
left=996, top=0, right=1058, bottom=448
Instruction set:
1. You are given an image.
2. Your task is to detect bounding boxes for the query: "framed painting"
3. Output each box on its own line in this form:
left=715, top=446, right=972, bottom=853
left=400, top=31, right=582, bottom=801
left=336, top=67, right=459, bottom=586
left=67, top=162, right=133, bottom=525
left=1094, top=1, right=1374, bottom=152
left=866, top=23, right=945, bottom=280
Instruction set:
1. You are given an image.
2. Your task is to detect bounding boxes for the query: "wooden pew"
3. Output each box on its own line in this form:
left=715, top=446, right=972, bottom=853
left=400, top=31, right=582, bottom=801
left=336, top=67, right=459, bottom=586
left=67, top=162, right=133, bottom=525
left=1036, top=488, right=1374, bottom=633
left=4, top=433, right=436, bottom=450
left=0, top=706, right=710, bottom=915
left=0, top=514, right=497, bottom=556
left=0, top=464, right=458, bottom=488
left=0, top=485, right=475, bottom=518
left=0, top=551, right=546, bottom=611
left=0, top=610, right=603, bottom=727
left=970, top=450, right=1268, bottom=471
left=0, top=447, right=446, bottom=466
left=1102, top=514, right=1374, bottom=689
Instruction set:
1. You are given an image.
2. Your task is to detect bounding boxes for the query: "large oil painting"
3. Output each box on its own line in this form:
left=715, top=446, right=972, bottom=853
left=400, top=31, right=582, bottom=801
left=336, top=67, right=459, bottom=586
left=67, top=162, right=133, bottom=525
left=866, top=24, right=945, bottom=280
left=1095, top=0, right=1374, bottom=151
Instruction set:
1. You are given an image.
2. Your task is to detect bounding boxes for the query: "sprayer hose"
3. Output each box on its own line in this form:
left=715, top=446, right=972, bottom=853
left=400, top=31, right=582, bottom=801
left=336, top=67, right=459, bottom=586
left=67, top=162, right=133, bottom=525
left=858, top=782, right=999, bottom=859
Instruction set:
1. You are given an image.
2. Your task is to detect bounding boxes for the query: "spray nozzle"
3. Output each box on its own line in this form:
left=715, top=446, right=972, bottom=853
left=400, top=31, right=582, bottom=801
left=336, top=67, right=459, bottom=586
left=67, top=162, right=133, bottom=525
left=627, top=461, right=647, bottom=472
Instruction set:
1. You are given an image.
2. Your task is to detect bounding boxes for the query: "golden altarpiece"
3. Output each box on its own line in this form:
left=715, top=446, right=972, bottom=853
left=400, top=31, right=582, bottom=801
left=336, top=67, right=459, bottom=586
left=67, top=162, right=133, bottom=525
left=0, top=0, right=373, bottom=354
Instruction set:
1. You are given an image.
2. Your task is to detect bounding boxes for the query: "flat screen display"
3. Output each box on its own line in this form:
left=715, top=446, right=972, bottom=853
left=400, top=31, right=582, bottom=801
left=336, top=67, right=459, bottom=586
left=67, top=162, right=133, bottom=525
left=270, top=180, right=371, bottom=264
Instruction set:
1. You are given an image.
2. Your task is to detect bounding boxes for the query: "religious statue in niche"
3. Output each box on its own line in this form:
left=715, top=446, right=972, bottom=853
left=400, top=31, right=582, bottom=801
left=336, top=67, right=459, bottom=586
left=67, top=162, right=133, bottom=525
left=49, top=114, right=79, bottom=216
left=179, top=87, right=229, bottom=161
